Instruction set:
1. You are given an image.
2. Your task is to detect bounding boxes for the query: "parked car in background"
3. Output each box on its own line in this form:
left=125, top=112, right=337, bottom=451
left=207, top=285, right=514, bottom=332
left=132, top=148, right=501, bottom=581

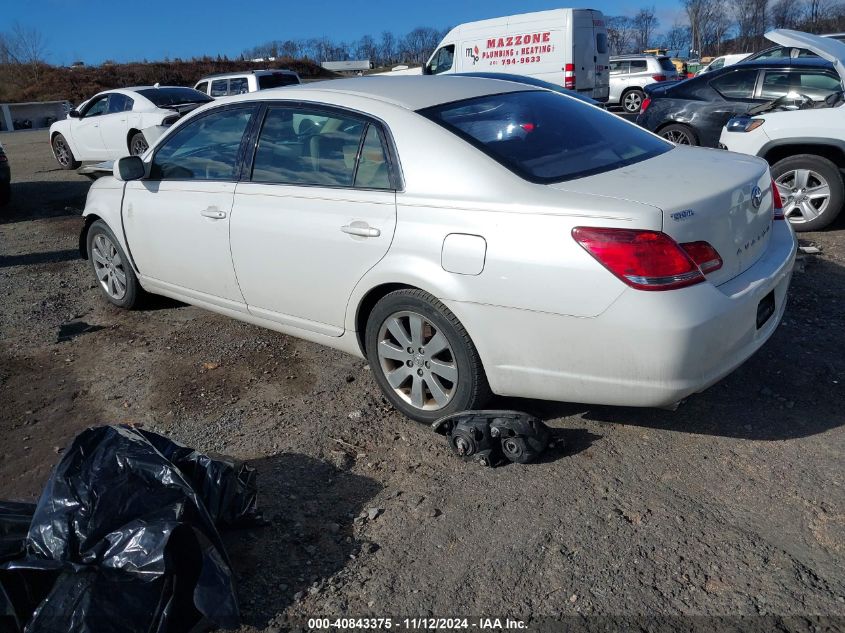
left=422, top=8, right=611, bottom=102
left=79, top=76, right=795, bottom=423
left=637, top=57, right=840, bottom=147
left=609, top=54, right=678, bottom=113
left=696, top=53, right=751, bottom=75
left=49, top=87, right=212, bottom=169
left=0, top=142, right=9, bottom=206
left=193, top=70, right=301, bottom=97
left=720, top=29, right=845, bottom=231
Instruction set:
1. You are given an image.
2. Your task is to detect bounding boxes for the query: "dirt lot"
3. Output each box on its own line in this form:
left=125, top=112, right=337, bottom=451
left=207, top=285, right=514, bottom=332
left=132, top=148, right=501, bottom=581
left=1, top=130, right=844, bottom=631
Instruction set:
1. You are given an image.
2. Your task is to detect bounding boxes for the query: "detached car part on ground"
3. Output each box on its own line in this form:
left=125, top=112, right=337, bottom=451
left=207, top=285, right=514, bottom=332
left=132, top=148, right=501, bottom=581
left=49, top=86, right=212, bottom=169
left=78, top=76, right=796, bottom=424
left=720, top=29, right=845, bottom=231
left=0, top=425, right=262, bottom=633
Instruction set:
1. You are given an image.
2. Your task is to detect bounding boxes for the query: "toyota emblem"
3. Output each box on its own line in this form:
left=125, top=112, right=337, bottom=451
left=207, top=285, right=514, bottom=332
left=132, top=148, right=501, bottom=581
left=751, top=185, right=762, bottom=209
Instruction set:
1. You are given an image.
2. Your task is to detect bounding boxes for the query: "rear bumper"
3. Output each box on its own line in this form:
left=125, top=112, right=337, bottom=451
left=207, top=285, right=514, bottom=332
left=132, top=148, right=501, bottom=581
left=446, top=220, right=797, bottom=407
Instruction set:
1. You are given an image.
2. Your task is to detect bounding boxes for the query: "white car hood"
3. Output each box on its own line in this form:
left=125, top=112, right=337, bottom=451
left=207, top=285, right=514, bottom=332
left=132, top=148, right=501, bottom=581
left=766, top=28, right=845, bottom=81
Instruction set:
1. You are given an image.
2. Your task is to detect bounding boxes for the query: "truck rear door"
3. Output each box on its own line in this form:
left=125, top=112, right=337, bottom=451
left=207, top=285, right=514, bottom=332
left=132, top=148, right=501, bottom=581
left=573, top=10, right=610, bottom=101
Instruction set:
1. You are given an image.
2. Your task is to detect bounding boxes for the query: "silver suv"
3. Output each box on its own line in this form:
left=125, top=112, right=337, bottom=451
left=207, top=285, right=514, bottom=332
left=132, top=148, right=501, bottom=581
left=609, top=55, right=679, bottom=113
left=194, top=69, right=300, bottom=98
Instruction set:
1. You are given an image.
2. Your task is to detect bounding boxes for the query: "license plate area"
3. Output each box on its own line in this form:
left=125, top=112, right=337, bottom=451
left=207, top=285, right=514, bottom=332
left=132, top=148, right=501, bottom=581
left=756, top=290, right=775, bottom=329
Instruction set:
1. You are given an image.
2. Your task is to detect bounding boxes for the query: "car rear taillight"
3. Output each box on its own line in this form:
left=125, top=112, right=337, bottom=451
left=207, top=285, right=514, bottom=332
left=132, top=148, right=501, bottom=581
left=564, top=63, right=576, bottom=90
left=680, top=241, right=723, bottom=274
left=652, top=74, right=667, bottom=81
left=771, top=178, right=785, bottom=220
left=640, top=97, right=651, bottom=113
left=572, top=227, right=710, bottom=291
left=520, top=122, right=536, bottom=132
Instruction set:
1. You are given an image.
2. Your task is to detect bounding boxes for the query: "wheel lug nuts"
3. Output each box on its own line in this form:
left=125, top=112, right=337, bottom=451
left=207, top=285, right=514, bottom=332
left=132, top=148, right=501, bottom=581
left=406, top=347, right=413, bottom=353
left=417, top=369, right=423, bottom=376
left=425, top=361, right=430, bottom=368
left=418, top=347, right=424, bottom=354
left=406, top=360, right=413, bottom=367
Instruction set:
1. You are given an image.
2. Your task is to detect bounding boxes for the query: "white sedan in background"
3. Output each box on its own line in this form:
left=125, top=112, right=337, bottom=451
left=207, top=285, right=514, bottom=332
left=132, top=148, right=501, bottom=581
left=79, top=76, right=796, bottom=422
left=49, top=86, right=212, bottom=169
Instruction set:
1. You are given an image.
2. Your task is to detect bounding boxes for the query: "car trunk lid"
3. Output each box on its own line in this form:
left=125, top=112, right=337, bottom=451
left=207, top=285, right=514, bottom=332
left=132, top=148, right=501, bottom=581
left=548, top=146, right=775, bottom=286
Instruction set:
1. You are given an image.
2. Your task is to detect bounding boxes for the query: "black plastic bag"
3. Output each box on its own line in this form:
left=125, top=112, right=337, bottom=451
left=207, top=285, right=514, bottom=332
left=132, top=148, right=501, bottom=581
left=0, top=425, right=263, bottom=633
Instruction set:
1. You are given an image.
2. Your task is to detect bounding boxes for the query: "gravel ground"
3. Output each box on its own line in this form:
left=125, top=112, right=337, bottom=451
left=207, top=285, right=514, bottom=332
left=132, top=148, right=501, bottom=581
left=1, top=131, right=844, bottom=632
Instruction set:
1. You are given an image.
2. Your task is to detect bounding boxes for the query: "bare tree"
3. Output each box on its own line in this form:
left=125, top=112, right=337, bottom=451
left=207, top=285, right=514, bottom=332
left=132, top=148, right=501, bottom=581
left=379, top=31, right=398, bottom=66
left=771, top=0, right=805, bottom=28
left=355, top=35, right=377, bottom=62
left=606, top=16, right=635, bottom=54
left=733, top=0, right=768, bottom=52
left=399, top=27, right=441, bottom=64
left=662, top=23, right=691, bottom=54
left=1, top=23, right=47, bottom=81
left=632, top=7, right=660, bottom=51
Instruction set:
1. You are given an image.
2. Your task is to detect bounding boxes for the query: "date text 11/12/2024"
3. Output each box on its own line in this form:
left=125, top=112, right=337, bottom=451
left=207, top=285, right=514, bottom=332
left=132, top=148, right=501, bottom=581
left=307, top=617, right=528, bottom=629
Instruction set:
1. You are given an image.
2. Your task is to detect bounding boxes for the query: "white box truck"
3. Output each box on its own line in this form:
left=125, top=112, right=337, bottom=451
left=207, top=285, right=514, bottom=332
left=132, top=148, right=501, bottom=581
left=423, top=8, right=610, bottom=102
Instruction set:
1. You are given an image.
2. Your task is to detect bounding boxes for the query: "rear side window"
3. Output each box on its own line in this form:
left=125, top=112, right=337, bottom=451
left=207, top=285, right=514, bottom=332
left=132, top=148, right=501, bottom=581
left=228, top=77, right=249, bottom=95
left=659, top=57, right=676, bottom=72
left=251, top=107, right=367, bottom=187
left=419, top=90, right=671, bottom=183
left=107, top=94, right=133, bottom=113
left=151, top=107, right=254, bottom=180
left=709, top=69, right=759, bottom=98
left=596, top=33, right=608, bottom=54
left=630, top=60, right=647, bottom=71
left=258, top=73, right=300, bottom=89
left=760, top=70, right=791, bottom=99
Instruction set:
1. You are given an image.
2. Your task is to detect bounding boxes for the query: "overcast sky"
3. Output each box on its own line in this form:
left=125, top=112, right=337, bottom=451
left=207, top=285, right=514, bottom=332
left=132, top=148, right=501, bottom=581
left=7, top=0, right=686, bottom=65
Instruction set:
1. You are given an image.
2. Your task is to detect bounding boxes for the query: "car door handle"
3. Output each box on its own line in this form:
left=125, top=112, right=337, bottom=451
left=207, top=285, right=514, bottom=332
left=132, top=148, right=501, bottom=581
left=201, top=207, right=226, bottom=219
left=341, top=223, right=380, bottom=238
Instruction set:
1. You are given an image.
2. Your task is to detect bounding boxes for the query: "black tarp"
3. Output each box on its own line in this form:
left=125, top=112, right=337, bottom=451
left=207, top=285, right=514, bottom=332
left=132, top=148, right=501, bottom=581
left=0, top=425, right=263, bottom=633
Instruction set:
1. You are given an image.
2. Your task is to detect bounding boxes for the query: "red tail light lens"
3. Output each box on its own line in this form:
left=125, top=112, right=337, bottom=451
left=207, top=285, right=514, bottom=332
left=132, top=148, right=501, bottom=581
left=640, top=98, right=651, bottom=113
left=652, top=74, right=667, bottom=81
left=519, top=122, right=535, bottom=132
left=680, top=241, right=723, bottom=274
left=564, top=63, right=576, bottom=90
left=771, top=178, right=785, bottom=220
left=572, top=227, right=706, bottom=291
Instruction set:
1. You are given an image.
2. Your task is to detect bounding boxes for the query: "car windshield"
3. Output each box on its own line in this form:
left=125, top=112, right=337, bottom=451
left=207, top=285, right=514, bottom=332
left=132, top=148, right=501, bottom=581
left=136, top=87, right=213, bottom=107
left=258, top=73, right=299, bottom=89
left=419, top=90, right=671, bottom=183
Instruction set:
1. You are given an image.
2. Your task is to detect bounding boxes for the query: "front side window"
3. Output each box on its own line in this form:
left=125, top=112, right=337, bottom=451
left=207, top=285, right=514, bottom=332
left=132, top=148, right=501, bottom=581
left=419, top=90, right=671, bottom=183
left=83, top=95, right=109, bottom=118
left=709, top=69, right=759, bottom=99
left=229, top=77, right=249, bottom=95
left=709, top=58, right=725, bottom=71
left=195, top=81, right=209, bottom=95
left=151, top=107, right=254, bottom=181
left=429, top=45, right=455, bottom=75
left=251, top=107, right=367, bottom=187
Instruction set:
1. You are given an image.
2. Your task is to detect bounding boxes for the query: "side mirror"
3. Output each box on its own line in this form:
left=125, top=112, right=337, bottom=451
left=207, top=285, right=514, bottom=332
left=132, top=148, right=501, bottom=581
left=113, top=155, right=145, bottom=181
left=69, top=109, right=81, bottom=118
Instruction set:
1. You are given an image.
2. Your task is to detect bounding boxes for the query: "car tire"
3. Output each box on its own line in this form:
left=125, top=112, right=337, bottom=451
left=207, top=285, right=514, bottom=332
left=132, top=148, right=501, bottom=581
left=87, top=220, right=144, bottom=309
left=771, top=154, right=844, bottom=232
left=659, top=123, right=698, bottom=146
left=621, top=88, right=645, bottom=113
left=365, top=289, right=492, bottom=424
left=129, top=132, right=148, bottom=156
left=52, top=133, right=81, bottom=170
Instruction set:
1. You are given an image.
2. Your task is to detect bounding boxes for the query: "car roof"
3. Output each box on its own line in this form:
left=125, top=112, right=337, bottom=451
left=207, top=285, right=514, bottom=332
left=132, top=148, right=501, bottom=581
left=234, top=76, right=531, bottom=110
left=198, top=69, right=297, bottom=80
left=610, top=54, right=661, bottom=59
left=733, top=57, right=833, bottom=69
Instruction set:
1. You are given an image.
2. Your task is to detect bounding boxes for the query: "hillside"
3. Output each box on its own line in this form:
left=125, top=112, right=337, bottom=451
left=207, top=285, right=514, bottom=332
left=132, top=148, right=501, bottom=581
left=0, top=57, right=336, bottom=105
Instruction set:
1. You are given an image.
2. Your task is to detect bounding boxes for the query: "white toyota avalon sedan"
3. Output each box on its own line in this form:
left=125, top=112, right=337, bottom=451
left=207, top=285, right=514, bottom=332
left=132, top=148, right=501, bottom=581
left=79, top=76, right=797, bottom=422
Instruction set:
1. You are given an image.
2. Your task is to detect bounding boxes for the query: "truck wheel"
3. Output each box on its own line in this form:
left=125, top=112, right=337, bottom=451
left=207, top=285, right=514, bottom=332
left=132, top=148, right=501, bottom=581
left=52, top=134, right=81, bottom=170
left=659, top=123, right=698, bottom=146
left=365, top=289, right=492, bottom=424
left=772, top=154, right=844, bottom=231
left=621, top=88, right=645, bottom=113
left=87, top=220, right=144, bottom=309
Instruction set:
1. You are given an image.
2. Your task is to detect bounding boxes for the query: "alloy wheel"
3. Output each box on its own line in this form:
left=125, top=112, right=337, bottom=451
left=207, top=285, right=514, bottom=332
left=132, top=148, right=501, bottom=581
left=775, top=169, right=831, bottom=225
left=623, top=92, right=642, bottom=112
left=663, top=129, right=692, bottom=145
left=130, top=136, right=148, bottom=156
left=376, top=310, right=458, bottom=411
left=91, top=234, right=127, bottom=300
left=53, top=138, right=71, bottom=167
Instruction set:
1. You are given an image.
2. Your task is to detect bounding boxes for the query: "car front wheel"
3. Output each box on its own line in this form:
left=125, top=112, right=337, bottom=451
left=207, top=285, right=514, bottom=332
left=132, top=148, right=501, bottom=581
left=772, top=154, right=843, bottom=231
left=365, top=289, right=492, bottom=423
left=622, top=89, right=645, bottom=113
left=87, top=220, right=143, bottom=309
left=52, top=133, right=81, bottom=170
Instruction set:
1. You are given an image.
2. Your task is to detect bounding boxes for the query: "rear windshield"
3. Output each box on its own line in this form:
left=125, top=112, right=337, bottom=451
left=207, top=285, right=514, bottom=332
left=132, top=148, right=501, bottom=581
left=258, top=73, right=300, bottom=90
left=419, top=90, right=671, bottom=183
left=659, top=57, right=676, bottom=72
left=136, top=87, right=213, bottom=107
